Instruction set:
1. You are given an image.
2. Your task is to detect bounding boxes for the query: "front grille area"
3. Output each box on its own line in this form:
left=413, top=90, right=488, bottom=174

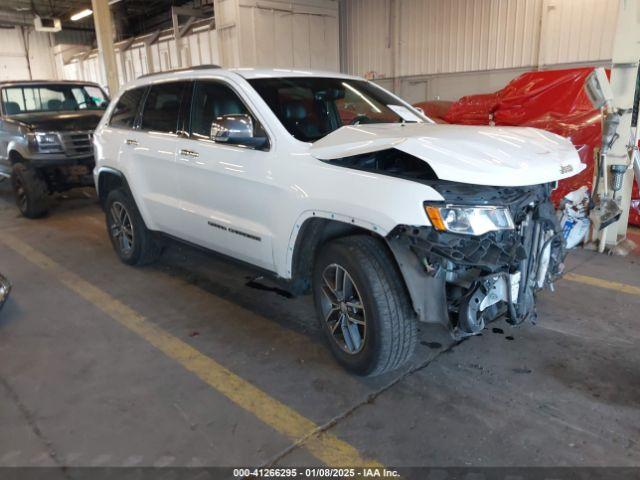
left=60, top=131, right=93, bottom=157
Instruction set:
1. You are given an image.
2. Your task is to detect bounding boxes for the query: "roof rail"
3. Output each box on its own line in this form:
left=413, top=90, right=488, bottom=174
left=138, top=64, right=221, bottom=79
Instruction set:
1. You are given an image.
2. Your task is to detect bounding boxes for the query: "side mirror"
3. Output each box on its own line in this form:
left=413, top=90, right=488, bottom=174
left=210, top=114, right=254, bottom=143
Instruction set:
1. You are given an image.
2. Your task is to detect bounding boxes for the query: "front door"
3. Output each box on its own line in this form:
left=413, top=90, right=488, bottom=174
left=175, top=79, right=278, bottom=271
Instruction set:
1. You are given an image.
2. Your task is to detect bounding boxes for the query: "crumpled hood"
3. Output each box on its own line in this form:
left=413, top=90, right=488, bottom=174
left=11, top=110, right=104, bottom=132
left=310, top=123, right=585, bottom=187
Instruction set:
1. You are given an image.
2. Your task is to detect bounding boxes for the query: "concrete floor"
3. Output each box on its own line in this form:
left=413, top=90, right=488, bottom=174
left=0, top=180, right=639, bottom=470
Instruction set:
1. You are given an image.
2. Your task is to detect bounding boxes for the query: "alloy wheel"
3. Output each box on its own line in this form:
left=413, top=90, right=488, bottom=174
left=109, top=201, right=135, bottom=255
left=319, top=263, right=367, bottom=354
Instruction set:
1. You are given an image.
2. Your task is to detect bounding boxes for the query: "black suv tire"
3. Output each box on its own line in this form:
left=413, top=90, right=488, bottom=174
left=11, top=163, right=49, bottom=218
left=312, top=235, right=417, bottom=376
left=105, top=188, right=161, bottom=266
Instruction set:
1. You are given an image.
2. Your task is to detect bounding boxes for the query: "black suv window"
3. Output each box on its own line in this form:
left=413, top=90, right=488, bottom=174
left=110, top=87, right=146, bottom=129
left=140, top=82, right=187, bottom=133
left=190, top=81, right=268, bottom=149
left=2, top=84, right=108, bottom=115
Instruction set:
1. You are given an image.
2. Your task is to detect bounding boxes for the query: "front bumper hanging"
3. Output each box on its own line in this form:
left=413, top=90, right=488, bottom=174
left=387, top=186, right=565, bottom=337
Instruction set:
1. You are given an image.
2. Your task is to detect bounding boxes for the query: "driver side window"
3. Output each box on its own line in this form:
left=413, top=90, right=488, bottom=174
left=190, top=81, right=268, bottom=149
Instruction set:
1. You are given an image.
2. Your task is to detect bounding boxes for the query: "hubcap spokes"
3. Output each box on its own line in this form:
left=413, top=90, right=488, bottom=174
left=320, top=263, right=367, bottom=354
left=109, top=202, right=134, bottom=254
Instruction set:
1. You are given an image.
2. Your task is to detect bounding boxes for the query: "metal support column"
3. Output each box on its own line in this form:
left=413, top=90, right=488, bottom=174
left=91, top=0, right=119, bottom=96
left=599, top=0, right=640, bottom=246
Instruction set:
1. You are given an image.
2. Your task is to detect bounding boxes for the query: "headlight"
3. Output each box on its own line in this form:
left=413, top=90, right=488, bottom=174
left=424, top=204, right=515, bottom=236
left=28, top=132, right=63, bottom=153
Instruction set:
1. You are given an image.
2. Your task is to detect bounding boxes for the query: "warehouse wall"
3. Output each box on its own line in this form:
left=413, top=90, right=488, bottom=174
left=341, top=0, right=619, bottom=102
left=59, top=0, right=339, bottom=91
left=58, top=22, right=221, bottom=88
left=0, top=27, right=56, bottom=81
left=215, top=0, right=339, bottom=69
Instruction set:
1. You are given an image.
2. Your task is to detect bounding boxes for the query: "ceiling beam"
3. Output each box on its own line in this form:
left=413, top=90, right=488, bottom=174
left=143, top=29, right=161, bottom=46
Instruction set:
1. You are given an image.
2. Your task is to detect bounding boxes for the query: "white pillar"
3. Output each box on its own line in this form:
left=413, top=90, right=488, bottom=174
left=599, top=0, right=640, bottom=245
left=91, top=0, right=119, bottom=96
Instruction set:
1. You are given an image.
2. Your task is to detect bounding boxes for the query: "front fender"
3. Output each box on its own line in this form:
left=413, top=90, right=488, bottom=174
left=7, top=137, right=30, bottom=161
left=283, top=209, right=390, bottom=278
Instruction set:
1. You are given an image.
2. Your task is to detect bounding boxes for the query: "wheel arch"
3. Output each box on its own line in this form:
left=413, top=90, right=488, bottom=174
left=289, top=214, right=403, bottom=296
left=96, top=167, right=130, bottom=208
left=289, top=214, right=449, bottom=327
left=8, top=149, right=24, bottom=165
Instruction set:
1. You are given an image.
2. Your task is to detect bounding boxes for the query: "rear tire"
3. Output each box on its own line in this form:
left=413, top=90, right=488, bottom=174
left=11, top=163, right=49, bottom=218
left=105, top=188, right=160, bottom=266
left=312, top=235, right=417, bottom=376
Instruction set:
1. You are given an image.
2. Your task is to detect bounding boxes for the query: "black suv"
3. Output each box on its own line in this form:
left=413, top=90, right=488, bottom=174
left=0, top=80, right=109, bottom=217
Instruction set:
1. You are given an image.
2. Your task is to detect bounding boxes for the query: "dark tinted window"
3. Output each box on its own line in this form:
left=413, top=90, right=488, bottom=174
left=140, top=82, right=187, bottom=133
left=110, top=87, right=146, bottom=128
left=190, top=81, right=268, bottom=149
left=191, top=81, right=251, bottom=137
left=248, top=77, right=421, bottom=142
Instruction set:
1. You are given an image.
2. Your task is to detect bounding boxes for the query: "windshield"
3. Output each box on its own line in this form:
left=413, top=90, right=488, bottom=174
left=248, top=77, right=424, bottom=142
left=1, top=84, right=108, bottom=115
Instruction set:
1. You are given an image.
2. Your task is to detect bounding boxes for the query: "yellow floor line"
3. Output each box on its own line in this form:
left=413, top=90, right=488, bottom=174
left=564, top=272, right=640, bottom=297
left=0, top=232, right=381, bottom=468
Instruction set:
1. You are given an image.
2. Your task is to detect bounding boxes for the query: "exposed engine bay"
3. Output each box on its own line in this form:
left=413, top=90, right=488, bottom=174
left=388, top=181, right=565, bottom=337
left=326, top=148, right=438, bottom=181
left=325, top=148, right=568, bottom=337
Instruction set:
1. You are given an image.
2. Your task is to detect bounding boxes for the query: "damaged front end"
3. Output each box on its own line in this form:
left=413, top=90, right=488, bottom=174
left=388, top=181, right=565, bottom=337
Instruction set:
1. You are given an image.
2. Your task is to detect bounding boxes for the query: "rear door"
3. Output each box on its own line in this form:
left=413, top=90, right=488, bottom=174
left=127, top=81, right=190, bottom=235
left=97, top=85, right=146, bottom=200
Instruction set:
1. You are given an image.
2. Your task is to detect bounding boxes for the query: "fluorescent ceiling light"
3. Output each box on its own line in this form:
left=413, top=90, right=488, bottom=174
left=70, top=9, right=92, bottom=21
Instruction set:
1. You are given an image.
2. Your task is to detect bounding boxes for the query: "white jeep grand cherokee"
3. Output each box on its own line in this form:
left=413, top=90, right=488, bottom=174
left=94, top=66, right=584, bottom=376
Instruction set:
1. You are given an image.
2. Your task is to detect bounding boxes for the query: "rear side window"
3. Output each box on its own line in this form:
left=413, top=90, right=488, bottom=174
left=140, top=82, right=187, bottom=133
left=110, top=87, right=146, bottom=129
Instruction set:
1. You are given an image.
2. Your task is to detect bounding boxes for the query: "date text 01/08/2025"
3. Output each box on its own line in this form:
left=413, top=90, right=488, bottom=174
left=233, top=468, right=401, bottom=478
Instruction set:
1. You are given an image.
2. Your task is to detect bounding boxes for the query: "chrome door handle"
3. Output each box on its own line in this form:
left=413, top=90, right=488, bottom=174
left=125, top=139, right=138, bottom=146
left=180, top=149, right=199, bottom=158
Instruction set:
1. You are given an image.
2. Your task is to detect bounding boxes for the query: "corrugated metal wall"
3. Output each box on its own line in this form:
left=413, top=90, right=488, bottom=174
left=538, top=0, right=619, bottom=66
left=238, top=7, right=339, bottom=69
left=341, top=0, right=619, bottom=79
left=230, top=0, right=339, bottom=69
left=340, top=0, right=392, bottom=77
left=398, top=0, right=543, bottom=75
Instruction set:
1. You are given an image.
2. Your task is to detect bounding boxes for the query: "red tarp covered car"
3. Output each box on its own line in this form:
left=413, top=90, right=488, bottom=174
left=414, top=68, right=640, bottom=226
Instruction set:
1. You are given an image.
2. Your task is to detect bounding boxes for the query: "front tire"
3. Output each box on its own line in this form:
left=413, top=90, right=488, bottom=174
left=11, top=163, right=49, bottom=218
left=105, top=189, right=160, bottom=266
left=312, top=235, right=417, bottom=376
